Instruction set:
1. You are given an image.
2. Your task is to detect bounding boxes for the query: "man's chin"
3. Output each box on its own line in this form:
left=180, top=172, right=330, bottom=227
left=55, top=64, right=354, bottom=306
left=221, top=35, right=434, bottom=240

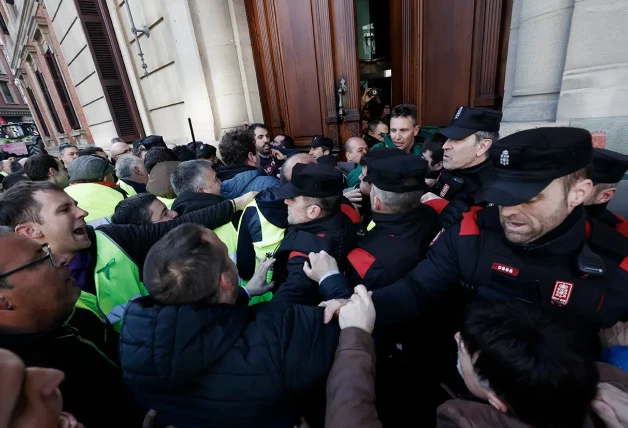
left=73, top=235, right=92, bottom=250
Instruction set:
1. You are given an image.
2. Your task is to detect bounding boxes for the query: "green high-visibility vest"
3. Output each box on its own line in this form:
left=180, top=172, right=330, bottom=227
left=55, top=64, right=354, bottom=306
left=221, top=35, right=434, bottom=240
left=117, top=180, right=138, bottom=197
left=65, top=183, right=125, bottom=222
left=237, top=200, right=283, bottom=305
left=75, top=231, right=148, bottom=331
left=157, top=197, right=175, bottom=209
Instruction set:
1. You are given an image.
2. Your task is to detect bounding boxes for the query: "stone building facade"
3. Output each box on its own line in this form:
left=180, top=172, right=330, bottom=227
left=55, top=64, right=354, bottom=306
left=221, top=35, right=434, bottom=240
left=0, top=44, right=31, bottom=124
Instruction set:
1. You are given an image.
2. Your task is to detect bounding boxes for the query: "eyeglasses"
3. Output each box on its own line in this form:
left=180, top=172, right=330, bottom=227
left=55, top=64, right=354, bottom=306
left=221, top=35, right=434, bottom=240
left=0, top=243, right=54, bottom=280
left=114, top=148, right=132, bottom=159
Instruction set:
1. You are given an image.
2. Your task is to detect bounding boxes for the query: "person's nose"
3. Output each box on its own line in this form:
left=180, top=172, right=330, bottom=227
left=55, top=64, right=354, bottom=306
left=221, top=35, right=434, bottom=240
left=76, top=207, right=88, bottom=219
left=500, top=205, right=523, bottom=219
left=26, top=367, right=65, bottom=398
left=168, top=210, right=179, bottom=220
left=443, top=139, right=454, bottom=150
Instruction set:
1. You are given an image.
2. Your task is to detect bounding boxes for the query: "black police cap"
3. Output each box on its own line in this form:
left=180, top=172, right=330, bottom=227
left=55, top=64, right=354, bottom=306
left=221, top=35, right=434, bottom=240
left=308, top=135, right=334, bottom=150
left=316, top=154, right=338, bottom=167
left=363, top=150, right=428, bottom=193
left=475, top=127, right=593, bottom=207
left=591, top=148, right=628, bottom=184
left=274, top=163, right=344, bottom=199
left=439, top=106, right=503, bottom=140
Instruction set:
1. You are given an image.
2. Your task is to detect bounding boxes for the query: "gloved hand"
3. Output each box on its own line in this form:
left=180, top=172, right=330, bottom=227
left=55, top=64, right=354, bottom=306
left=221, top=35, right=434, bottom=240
left=439, top=199, right=470, bottom=229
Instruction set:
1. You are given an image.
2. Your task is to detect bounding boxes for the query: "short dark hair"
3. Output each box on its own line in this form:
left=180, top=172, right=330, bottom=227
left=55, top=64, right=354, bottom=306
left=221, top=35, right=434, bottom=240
left=78, top=146, right=105, bottom=157
left=303, top=195, right=342, bottom=217
left=368, top=118, right=387, bottom=133
left=197, top=145, right=217, bottom=159
left=144, top=147, right=178, bottom=173
left=249, top=123, right=267, bottom=133
left=24, top=154, right=60, bottom=181
left=390, top=103, right=418, bottom=127
left=2, top=173, right=30, bottom=191
left=11, top=159, right=24, bottom=173
left=461, top=300, right=599, bottom=428
left=562, top=164, right=593, bottom=196
left=275, top=134, right=295, bottom=149
left=0, top=181, right=62, bottom=227
left=143, top=223, right=229, bottom=305
left=423, top=134, right=446, bottom=165
left=219, top=127, right=256, bottom=166
left=171, top=145, right=197, bottom=162
left=59, top=143, right=78, bottom=156
left=111, top=193, right=157, bottom=225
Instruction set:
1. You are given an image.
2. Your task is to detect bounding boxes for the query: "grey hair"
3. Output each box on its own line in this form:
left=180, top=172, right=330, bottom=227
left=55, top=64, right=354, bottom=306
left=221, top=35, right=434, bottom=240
left=115, top=154, right=143, bottom=180
left=170, top=160, right=214, bottom=196
left=370, top=183, right=423, bottom=214
left=111, top=137, right=124, bottom=144
left=474, top=131, right=500, bottom=146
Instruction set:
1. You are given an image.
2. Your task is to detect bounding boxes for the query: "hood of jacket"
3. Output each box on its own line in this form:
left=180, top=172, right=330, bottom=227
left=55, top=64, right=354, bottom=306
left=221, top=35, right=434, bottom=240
left=171, top=192, right=226, bottom=216
left=147, top=161, right=180, bottom=199
left=217, top=165, right=280, bottom=199
left=255, top=187, right=289, bottom=228
left=120, top=297, right=249, bottom=390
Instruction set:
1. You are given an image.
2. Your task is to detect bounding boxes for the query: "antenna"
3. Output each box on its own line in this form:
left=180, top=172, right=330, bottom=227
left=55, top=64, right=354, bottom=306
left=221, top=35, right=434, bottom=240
left=188, top=118, right=196, bottom=142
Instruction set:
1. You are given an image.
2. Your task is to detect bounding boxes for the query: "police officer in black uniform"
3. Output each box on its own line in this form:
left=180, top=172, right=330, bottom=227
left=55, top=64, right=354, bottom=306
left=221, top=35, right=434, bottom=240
left=314, top=127, right=628, bottom=329
left=585, top=148, right=628, bottom=236
left=430, top=106, right=502, bottom=202
left=271, top=163, right=361, bottom=305
left=345, top=149, right=441, bottom=289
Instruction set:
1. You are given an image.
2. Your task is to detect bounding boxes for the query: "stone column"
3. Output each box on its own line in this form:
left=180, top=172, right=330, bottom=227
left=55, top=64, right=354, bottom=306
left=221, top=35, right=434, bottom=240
left=556, top=0, right=628, bottom=121
left=502, top=0, right=575, bottom=122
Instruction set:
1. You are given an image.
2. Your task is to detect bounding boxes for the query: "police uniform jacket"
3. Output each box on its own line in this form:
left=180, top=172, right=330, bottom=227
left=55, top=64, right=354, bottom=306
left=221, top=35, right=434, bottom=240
left=321, top=205, right=628, bottom=329
left=587, top=202, right=628, bottom=238
left=345, top=205, right=440, bottom=290
left=431, top=158, right=492, bottom=203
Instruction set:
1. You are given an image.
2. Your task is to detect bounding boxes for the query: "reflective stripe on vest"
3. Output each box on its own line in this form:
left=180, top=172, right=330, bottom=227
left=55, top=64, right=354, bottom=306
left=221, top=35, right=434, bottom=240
left=237, top=199, right=283, bottom=305
left=117, top=180, right=138, bottom=197
left=65, top=183, right=125, bottom=222
left=92, top=231, right=149, bottom=331
left=367, top=220, right=375, bottom=232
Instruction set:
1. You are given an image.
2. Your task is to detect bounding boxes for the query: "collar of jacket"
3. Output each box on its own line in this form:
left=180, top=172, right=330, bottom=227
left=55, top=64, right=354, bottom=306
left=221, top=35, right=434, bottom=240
left=215, top=164, right=259, bottom=181
left=171, top=192, right=226, bottom=216
left=454, top=157, right=492, bottom=176
left=120, top=179, right=147, bottom=194
left=370, top=208, right=427, bottom=232
left=288, top=207, right=345, bottom=234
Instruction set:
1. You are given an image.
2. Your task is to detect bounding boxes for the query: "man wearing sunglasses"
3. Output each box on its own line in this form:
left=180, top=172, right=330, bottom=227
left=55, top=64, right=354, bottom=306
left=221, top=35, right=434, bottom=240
left=0, top=231, right=143, bottom=427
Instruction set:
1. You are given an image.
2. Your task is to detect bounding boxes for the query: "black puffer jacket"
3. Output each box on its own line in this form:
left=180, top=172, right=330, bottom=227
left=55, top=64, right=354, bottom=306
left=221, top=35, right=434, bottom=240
left=120, top=297, right=340, bottom=428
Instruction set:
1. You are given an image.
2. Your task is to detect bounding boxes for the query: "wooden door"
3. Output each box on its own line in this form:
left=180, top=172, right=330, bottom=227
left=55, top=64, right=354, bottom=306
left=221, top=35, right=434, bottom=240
left=245, top=0, right=361, bottom=149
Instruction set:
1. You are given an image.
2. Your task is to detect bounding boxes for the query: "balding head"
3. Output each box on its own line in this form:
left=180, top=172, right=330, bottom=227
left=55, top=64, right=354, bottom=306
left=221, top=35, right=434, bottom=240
left=344, top=137, right=368, bottom=164
left=110, top=142, right=132, bottom=161
left=280, top=153, right=315, bottom=184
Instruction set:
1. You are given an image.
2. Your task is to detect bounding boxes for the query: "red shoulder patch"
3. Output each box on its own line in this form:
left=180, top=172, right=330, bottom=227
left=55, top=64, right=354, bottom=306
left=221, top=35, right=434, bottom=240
left=459, top=206, right=482, bottom=236
left=289, top=251, right=309, bottom=260
left=615, top=214, right=628, bottom=238
left=424, top=198, right=449, bottom=214
left=586, top=221, right=592, bottom=238
left=620, top=256, right=628, bottom=272
left=341, top=203, right=361, bottom=224
left=347, top=248, right=377, bottom=279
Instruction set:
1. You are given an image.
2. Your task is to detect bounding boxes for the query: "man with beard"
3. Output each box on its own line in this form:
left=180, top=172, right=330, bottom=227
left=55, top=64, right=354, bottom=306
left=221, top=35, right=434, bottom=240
left=308, top=127, right=628, bottom=331
left=250, top=123, right=298, bottom=176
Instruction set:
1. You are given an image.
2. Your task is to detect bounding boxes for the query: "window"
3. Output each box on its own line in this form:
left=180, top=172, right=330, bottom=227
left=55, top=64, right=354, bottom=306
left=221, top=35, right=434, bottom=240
left=44, top=51, right=80, bottom=130
left=27, top=87, right=50, bottom=137
left=0, top=81, right=15, bottom=103
left=35, top=70, right=63, bottom=134
left=0, top=13, right=8, bottom=35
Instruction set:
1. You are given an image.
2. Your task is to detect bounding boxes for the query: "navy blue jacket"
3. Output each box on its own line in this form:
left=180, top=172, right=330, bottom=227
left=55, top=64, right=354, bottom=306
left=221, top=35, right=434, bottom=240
left=120, top=297, right=340, bottom=428
left=216, top=164, right=279, bottom=199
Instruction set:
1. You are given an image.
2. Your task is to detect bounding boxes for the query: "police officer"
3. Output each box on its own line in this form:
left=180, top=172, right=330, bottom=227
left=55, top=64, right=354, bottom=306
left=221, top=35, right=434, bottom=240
left=312, top=127, right=628, bottom=329
left=271, top=163, right=361, bottom=305
left=430, top=106, right=502, bottom=203
left=308, top=135, right=334, bottom=160
left=345, top=149, right=440, bottom=289
left=585, top=148, right=628, bottom=236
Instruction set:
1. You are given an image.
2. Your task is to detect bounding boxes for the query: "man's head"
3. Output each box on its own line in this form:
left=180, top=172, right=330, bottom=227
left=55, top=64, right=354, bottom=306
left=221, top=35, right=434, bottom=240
left=422, top=134, right=446, bottom=173
left=144, top=147, right=178, bottom=173
left=390, top=104, right=420, bottom=153
left=171, top=160, right=221, bottom=196
left=2, top=172, right=30, bottom=191
left=143, top=224, right=239, bottom=305
left=279, top=153, right=315, bottom=185
left=67, top=155, right=116, bottom=184
left=308, top=135, right=334, bottom=159
left=456, top=300, right=598, bottom=428
left=78, top=146, right=107, bottom=158
left=250, top=123, right=270, bottom=156
left=439, top=106, right=502, bottom=171
left=0, top=232, right=80, bottom=334
left=364, top=150, right=428, bottom=214
left=196, top=143, right=218, bottom=163
left=367, top=119, right=389, bottom=143
left=584, top=148, right=628, bottom=206
left=476, top=127, right=594, bottom=245
left=172, top=145, right=197, bottom=162
left=275, top=163, right=344, bottom=224
left=272, top=134, right=295, bottom=149
left=110, top=141, right=132, bottom=163
left=344, top=137, right=368, bottom=164
left=0, top=182, right=90, bottom=259
left=111, top=193, right=178, bottom=225
left=219, top=127, right=260, bottom=167
left=12, top=158, right=26, bottom=172
left=58, top=144, right=79, bottom=168
left=24, top=154, right=69, bottom=188
left=115, top=154, right=149, bottom=185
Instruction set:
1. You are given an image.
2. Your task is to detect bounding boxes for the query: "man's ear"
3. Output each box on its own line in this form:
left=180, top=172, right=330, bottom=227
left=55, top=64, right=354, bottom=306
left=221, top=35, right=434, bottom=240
left=598, top=187, right=617, bottom=204
left=570, top=179, right=593, bottom=209
left=373, top=194, right=382, bottom=211
left=218, top=272, right=234, bottom=292
left=475, top=138, right=493, bottom=158
left=413, top=124, right=421, bottom=137
left=435, top=161, right=443, bottom=171
left=307, top=204, right=322, bottom=220
left=48, top=167, right=57, bottom=178
left=14, top=223, right=43, bottom=240
left=132, top=166, right=144, bottom=177
left=487, top=392, right=508, bottom=413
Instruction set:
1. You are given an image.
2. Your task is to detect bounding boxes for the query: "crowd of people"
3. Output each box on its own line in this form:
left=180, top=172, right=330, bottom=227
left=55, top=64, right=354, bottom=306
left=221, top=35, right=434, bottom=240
left=0, top=103, right=627, bottom=427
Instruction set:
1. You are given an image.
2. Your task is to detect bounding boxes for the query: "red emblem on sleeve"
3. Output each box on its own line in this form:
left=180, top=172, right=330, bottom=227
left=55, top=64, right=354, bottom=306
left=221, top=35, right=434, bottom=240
left=551, top=281, right=574, bottom=306
left=491, top=262, right=519, bottom=277
left=440, top=184, right=450, bottom=198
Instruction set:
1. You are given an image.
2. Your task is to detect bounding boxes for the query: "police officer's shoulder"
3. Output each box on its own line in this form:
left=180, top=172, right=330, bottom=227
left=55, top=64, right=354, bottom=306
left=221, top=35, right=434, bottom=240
left=588, top=216, right=628, bottom=261
left=592, top=148, right=628, bottom=185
